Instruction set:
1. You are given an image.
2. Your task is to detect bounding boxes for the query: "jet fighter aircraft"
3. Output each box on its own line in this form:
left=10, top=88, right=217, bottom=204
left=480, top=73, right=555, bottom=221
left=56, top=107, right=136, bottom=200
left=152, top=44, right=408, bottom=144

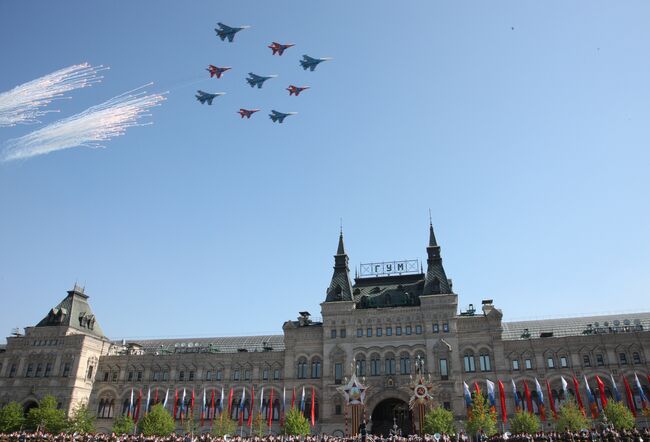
left=238, top=108, right=260, bottom=119
left=214, top=23, right=250, bottom=42
left=299, top=55, right=332, bottom=71
left=246, top=73, right=277, bottom=89
left=268, top=42, right=295, bottom=56
left=195, top=90, right=225, bottom=105
left=207, top=65, right=231, bottom=79
left=269, top=110, right=297, bottom=124
left=286, top=85, right=310, bottom=96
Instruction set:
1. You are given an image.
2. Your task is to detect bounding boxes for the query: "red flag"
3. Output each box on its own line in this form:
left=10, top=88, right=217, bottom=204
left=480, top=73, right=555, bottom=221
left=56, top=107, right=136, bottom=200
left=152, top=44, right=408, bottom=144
left=474, top=382, right=481, bottom=397
left=173, top=389, right=179, bottom=420
left=310, top=386, right=316, bottom=426
left=498, top=380, right=507, bottom=423
left=227, top=387, right=234, bottom=415
left=134, top=389, right=142, bottom=422
left=595, top=376, right=608, bottom=410
left=572, top=376, right=587, bottom=416
left=291, top=387, right=296, bottom=409
left=268, top=389, right=275, bottom=427
left=190, top=389, right=195, bottom=418
left=523, top=381, right=533, bottom=414
left=546, top=380, right=557, bottom=420
left=154, top=388, right=159, bottom=405
left=210, top=390, right=216, bottom=423
left=248, top=385, right=255, bottom=427
left=622, top=376, right=637, bottom=417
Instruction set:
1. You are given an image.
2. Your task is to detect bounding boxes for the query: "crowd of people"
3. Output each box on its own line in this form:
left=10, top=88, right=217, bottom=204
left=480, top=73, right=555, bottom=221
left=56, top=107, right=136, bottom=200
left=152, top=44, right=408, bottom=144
left=1, top=430, right=649, bottom=442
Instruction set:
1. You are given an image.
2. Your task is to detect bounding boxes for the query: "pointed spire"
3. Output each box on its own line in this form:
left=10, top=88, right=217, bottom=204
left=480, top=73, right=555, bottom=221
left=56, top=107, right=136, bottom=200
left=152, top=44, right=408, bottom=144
left=423, top=221, right=451, bottom=295
left=325, top=229, right=354, bottom=302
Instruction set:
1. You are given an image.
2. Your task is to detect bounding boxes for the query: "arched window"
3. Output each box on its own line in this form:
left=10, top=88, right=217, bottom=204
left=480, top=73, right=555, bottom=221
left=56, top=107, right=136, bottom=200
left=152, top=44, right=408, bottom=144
left=632, top=352, right=642, bottom=364
left=399, top=353, right=411, bottom=375
left=355, top=355, right=366, bottom=377
left=97, top=399, right=106, bottom=418
left=463, top=352, right=476, bottom=373
left=273, top=398, right=281, bottom=420
left=311, top=358, right=321, bottom=379
left=297, top=357, right=308, bottom=379
left=479, top=352, right=491, bottom=372
left=370, top=353, right=381, bottom=376
left=384, top=353, right=396, bottom=375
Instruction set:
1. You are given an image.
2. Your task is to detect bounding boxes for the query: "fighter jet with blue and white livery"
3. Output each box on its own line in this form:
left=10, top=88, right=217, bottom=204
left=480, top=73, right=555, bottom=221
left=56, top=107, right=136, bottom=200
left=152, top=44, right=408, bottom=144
left=195, top=90, right=225, bottom=105
left=214, top=22, right=250, bottom=42
left=246, top=73, right=277, bottom=89
left=269, top=110, right=297, bottom=124
left=299, top=55, right=332, bottom=71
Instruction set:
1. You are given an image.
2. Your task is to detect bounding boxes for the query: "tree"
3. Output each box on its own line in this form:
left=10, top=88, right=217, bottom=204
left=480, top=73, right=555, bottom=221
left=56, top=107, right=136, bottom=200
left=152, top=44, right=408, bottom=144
left=251, top=413, right=268, bottom=437
left=67, top=403, right=95, bottom=434
left=112, top=415, right=135, bottom=435
left=138, top=404, right=175, bottom=436
left=556, top=399, right=589, bottom=432
left=509, top=411, right=540, bottom=434
left=182, top=416, right=199, bottom=435
left=601, top=402, right=635, bottom=431
left=0, top=402, right=25, bottom=433
left=211, top=415, right=236, bottom=437
left=423, top=406, right=455, bottom=435
left=465, top=393, right=497, bottom=437
left=282, top=408, right=310, bottom=436
left=25, top=396, right=68, bottom=433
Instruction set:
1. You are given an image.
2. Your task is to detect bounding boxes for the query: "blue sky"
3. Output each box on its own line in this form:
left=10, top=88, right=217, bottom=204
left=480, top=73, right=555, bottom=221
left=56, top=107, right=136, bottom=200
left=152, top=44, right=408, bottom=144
left=1, top=1, right=649, bottom=342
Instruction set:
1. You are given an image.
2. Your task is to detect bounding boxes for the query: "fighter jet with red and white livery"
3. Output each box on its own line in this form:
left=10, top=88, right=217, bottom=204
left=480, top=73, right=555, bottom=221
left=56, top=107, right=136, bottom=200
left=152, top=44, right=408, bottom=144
left=268, top=42, right=295, bottom=56
left=238, top=108, right=260, bottom=119
left=206, top=65, right=231, bottom=79
left=286, top=85, right=310, bottom=96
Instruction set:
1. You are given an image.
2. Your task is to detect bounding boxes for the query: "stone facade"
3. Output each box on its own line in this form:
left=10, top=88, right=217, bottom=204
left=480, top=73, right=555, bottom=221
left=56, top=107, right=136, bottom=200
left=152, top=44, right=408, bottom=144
left=1, top=227, right=649, bottom=434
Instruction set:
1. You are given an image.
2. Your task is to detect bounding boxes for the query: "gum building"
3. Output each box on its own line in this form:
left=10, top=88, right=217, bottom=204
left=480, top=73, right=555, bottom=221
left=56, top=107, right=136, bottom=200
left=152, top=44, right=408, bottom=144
left=1, top=225, right=649, bottom=434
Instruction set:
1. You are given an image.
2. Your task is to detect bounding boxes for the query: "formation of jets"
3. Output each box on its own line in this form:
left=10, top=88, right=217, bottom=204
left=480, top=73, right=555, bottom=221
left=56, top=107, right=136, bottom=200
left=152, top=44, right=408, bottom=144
left=197, top=22, right=332, bottom=123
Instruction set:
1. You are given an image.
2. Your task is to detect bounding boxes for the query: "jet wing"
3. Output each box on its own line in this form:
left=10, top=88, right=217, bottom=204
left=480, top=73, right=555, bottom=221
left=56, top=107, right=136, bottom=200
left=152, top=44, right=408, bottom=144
left=248, top=73, right=263, bottom=80
left=217, top=23, right=233, bottom=31
left=227, top=33, right=235, bottom=42
left=302, top=55, right=316, bottom=62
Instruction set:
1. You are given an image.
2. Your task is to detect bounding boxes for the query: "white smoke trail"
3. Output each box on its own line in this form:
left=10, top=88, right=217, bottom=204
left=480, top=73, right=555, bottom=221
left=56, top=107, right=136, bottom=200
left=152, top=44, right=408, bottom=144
left=1, top=84, right=166, bottom=162
left=0, top=63, right=106, bottom=127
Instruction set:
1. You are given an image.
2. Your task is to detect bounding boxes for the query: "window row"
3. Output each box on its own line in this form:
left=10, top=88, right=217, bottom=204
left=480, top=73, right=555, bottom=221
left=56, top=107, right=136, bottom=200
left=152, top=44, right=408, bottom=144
left=511, top=351, right=644, bottom=371
left=463, top=353, right=492, bottom=373
left=348, top=323, right=449, bottom=339
left=99, top=367, right=283, bottom=383
left=5, top=361, right=71, bottom=378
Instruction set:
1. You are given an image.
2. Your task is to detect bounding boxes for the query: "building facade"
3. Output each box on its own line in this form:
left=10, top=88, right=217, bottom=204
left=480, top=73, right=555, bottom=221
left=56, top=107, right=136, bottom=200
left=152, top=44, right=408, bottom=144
left=1, top=225, right=649, bottom=434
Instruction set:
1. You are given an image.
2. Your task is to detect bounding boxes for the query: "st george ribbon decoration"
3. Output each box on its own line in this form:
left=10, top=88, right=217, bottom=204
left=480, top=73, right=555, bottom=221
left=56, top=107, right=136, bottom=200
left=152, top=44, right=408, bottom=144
left=337, top=361, right=368, bottom=436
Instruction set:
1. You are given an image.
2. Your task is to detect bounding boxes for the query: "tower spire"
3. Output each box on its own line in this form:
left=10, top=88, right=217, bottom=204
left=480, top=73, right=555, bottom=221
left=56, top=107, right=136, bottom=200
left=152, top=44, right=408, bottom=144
left=325, top=228, right=353, bottom=302
left=423, top=221, right=451, bottom=295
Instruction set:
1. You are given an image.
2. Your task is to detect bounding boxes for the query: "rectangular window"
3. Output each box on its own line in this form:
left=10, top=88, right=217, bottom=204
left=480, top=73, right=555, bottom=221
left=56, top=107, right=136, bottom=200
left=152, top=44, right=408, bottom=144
left=331, top=329, right=337, bottom=339
left=583, top=355, right=591, bottom=367
left=273, top=369, right=280, bottom=380
left=9, top=364, right=16, bottom=378
left=179, top=370, right=185, bottom=381
left=415, top=325, right=422, bottom=335
left=137, top=371, right=143, bottom=381
left=163, top=371, right=169, bottom=381
left=62, top=363, right=71, bottom=377
left=128, top=371, right=134, bottom=382
left=356, top=360, right=366, bottom=377
left=396, top=326, right=402, bottom=336
left=405, top=325, right=412, bottom=335
left=512, top=360, right=520, bottom=371
left=45, top=363, right=52, bottom=378
left=400, top=357, right=411, bottom=374
left=442, top=323, right=449, bottom=333
left=36, top=363, right=43, bottom=377
left=205, top=370, right=212, bottom=381
left=244, top=370, right=250, bottom=380
left=433, top=323, right=439, bottom=333
left=335, top=405, right=342, bottom=415
left=216, top=369, right=222, bottom=381
left=26, top=363, right=34, bottom=377
left=334, top=363, right=343, bottom=384
left=386, top=327, right=392, bottom=336
left=263, top=369, right=269, bottom=380
left=525, top=359, right=532, bottom=370
left=463, top=356, right=475, bottom=373
left=439, top=359, right=448, bottom=380
left=367, top=328, right=372, bottom=337
left=560, top=357, right=568, bottom=368
left=112, top=372, right=118, bottom=382
left=633, top=353, right=641, bottom=364
left=87, top=365, right=94, bottom=380
left=376, top=327, right=382, bottom=337
left=385, top=358, right=396, bottom=375
left=619, top=353, right=627, bottom=365
left=596, top=354, right=604, bottom=366
left=357, top=328, right=363, bottom=337
left=311, top=361, right=321, bottom=378
left=103, top=371, right=109, bottom=382
left=547, top=358, right=555, bottom=369
left=443, top=402, right=451, bottom=410
left=233, top=370, right=240, bottom=381
left=340, top=329, right=346, bottom=338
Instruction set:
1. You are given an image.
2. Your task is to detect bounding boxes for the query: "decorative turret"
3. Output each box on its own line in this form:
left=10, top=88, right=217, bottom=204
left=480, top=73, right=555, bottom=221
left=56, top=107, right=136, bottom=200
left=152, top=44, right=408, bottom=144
left=35, top=284, right=105, bottom=338
left=325, top=231, right=354, bottom=302
left=422, top=223, right=452, bottom=295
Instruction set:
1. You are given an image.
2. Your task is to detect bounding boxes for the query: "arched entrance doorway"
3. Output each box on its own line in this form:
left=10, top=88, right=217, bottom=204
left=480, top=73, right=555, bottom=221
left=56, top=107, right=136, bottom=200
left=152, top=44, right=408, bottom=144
left=370, top=398, right=412, bottom=436
left=23, top=400, right=38, bottom=416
